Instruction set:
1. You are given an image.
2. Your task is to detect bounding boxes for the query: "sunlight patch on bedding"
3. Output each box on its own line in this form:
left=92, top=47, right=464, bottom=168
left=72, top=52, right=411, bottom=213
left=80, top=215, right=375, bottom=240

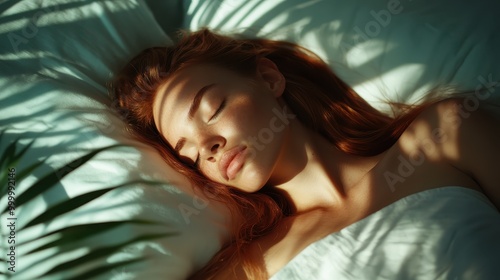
left=39, top=247, right=92, bottom=276
left=13, top=245, right=90, bottom=280
left=4, top=227, right=88, bottom=279
left=0, top=0, right=140, bottom=28
left=0, top=118, right=55, bottom=134
left=54, top=202, right=143, bottom=227
left=0, top=50, right=51, bottom=60
left=298, top=30, right=333, bottom=63
left=265, top=17, right=312, bottom=41
left=187, top=0, right=212, bottom=29
left=223, top=1, right=285, bottom=31
left=109, top=241, right=171, bottom=262
left=345, top=41, right=392, bottom=68
left=0, top=52, right=90, bottom=79
left=355, top=63, right=427, bottom=103
left=17, top=230, right=62, bottom=257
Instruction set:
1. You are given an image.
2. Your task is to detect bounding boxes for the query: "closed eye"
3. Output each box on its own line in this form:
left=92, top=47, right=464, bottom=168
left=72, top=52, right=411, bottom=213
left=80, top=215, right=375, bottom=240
left=209, top=99, right=226, bottom=122
left=179, top=154, right=199, bottom=169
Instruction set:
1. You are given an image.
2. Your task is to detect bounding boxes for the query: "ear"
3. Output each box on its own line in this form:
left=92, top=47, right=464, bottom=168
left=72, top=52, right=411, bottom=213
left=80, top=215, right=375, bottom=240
left=256, top=58, right=285, bottom=97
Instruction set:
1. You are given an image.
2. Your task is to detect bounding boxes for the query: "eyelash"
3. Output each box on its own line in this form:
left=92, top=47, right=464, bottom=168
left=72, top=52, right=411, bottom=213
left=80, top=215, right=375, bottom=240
left=209, top=99, right=226, bottom=122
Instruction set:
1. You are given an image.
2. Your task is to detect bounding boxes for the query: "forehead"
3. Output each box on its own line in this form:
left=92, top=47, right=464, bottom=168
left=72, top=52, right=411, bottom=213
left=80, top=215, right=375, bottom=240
left=152, top=64, right=230, bottom=142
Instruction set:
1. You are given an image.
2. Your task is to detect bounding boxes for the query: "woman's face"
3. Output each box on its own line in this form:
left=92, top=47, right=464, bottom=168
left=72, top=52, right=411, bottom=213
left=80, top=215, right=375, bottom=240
left=152, top=59, right=291, bottom=193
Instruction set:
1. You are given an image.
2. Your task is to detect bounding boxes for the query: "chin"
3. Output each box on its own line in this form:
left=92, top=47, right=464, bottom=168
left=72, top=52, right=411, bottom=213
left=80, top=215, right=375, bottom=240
left=231, top=176, right=266, bottom=193
left=235, top=184, right=264, bottom=194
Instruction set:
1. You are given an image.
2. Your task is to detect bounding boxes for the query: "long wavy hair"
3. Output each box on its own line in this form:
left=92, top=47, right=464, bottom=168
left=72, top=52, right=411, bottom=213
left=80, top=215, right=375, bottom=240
left=109, top=28, right=433, bottom=279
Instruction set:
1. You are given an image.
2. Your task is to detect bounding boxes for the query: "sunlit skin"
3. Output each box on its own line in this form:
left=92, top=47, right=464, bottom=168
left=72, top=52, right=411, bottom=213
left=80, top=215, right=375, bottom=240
left=152, top=58, right=383, bottom=214
left=153, top=59, right=288, bottom=192
left=151, top=58, right=500, bottom=277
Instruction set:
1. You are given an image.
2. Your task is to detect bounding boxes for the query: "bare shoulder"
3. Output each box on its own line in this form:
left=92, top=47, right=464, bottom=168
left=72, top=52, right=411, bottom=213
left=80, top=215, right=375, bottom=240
left=403, top=98, right=498, bottom=158
left=375, top=98, right=489, bottom=195
left=395, top=97, right=500, bottom=203
left=398, top=98, right=486, bottom=159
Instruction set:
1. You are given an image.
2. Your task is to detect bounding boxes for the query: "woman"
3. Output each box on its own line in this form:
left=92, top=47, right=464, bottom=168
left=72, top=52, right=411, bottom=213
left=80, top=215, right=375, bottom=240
left=109, top=29, right=500, bottom=279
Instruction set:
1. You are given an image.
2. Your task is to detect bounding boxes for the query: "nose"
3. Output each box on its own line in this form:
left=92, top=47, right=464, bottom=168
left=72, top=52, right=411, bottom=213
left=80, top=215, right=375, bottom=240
left=199, top=136, right=225, bottom=162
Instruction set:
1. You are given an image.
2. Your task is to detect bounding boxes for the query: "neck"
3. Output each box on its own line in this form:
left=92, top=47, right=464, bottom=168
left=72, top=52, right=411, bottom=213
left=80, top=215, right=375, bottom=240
left=268, top=117, right=383, bottom=214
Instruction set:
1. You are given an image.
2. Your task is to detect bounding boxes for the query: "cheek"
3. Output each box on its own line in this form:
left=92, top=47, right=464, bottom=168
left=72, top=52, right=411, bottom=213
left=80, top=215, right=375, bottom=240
left=225, top=94, right=288, bottom=159
left=229, top=96, right=281, bottom=134
left=245, top=109, right=287, bottom=147
left=202, top=165, right=222, bottom=183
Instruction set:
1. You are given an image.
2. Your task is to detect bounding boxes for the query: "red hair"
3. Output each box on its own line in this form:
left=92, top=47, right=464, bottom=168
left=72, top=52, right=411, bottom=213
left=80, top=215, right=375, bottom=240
left=109, top=29, right=431, bottom=279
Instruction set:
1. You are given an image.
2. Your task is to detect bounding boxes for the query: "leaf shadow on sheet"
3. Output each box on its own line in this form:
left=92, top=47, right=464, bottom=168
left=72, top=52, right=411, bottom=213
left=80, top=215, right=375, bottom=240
left=182, top=0, right=500, bottom=105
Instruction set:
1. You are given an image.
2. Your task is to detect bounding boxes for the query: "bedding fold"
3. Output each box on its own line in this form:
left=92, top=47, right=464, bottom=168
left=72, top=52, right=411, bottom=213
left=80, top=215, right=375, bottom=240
left=271, top=186, right=500, bottom=280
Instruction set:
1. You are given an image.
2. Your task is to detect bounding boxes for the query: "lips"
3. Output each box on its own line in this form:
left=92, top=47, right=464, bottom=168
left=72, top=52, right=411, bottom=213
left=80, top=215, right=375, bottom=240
left=219, top=145, right=247, bottom=181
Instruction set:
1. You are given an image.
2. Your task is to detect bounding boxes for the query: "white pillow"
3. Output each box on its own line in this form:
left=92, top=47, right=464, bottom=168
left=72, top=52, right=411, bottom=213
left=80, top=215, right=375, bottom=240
left=0, top=1, right=229, bottom=279
left=183, top=0, right=500, bottom=112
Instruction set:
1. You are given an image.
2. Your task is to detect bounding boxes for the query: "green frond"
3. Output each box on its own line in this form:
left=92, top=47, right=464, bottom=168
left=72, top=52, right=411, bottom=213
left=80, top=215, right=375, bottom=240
left=9, top=144, right=124, bottom=212
left=67, top=258, right=146, bottom=280
left=0, top=132, right=177, bottom=279
left=41, top=233, right=171, bottom=277
left=22, top=179, right=164, bottom=230
left=25, top=219, right=171, bottom=253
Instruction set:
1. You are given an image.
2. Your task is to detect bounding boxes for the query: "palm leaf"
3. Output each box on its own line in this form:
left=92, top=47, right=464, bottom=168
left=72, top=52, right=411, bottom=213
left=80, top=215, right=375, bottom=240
left=0, top=137, right=20, bottom=195
left=22, top=179, right=164, bottom=230
left=0, top=132, right=178, bottom=279
left=0, top=132, right=18, bottom=172
left=32, top=222, right=175, bottom=280
left=0, top=134, right=48, bottom=193
left=0, top=136, right=36, bottom=182
left=67, top=258, right=145, bottom=280
left=6, top=143, right=123, bottom=213
left=41, top=232, right=170, bottom=277
left=25, top=220, right=172, bottom=254
left=15, top=157, right=48, bottom=182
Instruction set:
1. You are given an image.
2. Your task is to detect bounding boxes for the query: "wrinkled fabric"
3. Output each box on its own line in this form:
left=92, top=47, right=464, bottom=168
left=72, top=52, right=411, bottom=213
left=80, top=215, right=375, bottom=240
left=271, top=187, right=500, bottom=280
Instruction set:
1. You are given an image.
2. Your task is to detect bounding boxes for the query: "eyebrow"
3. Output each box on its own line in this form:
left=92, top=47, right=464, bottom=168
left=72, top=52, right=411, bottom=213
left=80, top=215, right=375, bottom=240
left=174, top=83, right=216, bottom=153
